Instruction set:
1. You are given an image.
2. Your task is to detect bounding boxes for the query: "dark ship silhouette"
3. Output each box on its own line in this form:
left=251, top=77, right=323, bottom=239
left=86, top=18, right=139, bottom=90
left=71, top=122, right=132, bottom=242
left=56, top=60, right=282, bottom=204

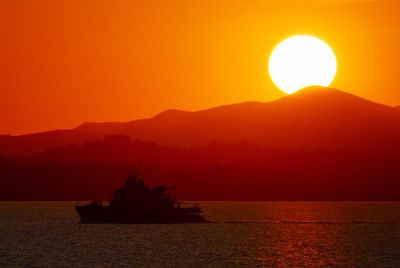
left=75, top=172, right=205, bottom=223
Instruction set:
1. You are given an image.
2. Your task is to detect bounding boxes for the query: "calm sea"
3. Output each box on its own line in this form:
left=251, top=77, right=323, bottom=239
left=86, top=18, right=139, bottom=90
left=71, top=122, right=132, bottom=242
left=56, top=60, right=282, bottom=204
left=1, top=202, right=400, bottom=267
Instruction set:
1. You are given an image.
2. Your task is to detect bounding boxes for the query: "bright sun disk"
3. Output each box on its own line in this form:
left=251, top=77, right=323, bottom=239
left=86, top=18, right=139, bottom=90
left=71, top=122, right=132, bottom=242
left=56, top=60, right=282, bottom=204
left=268, top=35, right=337, bottom=94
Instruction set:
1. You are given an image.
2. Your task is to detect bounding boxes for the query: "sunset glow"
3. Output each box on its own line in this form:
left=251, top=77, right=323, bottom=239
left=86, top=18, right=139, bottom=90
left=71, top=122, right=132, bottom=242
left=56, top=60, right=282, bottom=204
left=2, top=1, right=400, bottom=266
left=2, top=1, right=400, bottom=135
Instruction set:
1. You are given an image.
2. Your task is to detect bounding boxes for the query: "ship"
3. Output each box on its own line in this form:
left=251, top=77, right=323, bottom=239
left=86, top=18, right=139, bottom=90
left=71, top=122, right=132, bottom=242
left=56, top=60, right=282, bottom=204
left=75, top=172, right=205, bottom=223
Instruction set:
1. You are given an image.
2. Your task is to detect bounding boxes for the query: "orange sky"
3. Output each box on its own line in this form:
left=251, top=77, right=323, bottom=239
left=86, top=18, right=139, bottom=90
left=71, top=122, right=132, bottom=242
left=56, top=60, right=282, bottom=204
left=1, top=0, right=400, bottom=135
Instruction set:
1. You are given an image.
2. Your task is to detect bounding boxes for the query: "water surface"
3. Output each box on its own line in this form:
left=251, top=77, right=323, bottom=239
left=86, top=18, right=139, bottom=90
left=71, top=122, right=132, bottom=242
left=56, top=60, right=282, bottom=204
left=1, top=202, right=400, bottom=267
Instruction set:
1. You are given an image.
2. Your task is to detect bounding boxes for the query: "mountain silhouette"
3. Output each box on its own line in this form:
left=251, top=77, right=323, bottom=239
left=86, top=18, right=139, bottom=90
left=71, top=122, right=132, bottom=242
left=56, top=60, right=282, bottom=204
left=2, top=87, right=400, bottom=201
left=1, top=136, right=400, bottom=200
left=1, top=86, right=399, bottom=155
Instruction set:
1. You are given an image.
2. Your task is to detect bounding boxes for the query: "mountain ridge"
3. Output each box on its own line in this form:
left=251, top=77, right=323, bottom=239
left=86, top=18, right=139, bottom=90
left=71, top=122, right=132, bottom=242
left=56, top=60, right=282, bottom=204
left=1, top=87, right=399, bottom=155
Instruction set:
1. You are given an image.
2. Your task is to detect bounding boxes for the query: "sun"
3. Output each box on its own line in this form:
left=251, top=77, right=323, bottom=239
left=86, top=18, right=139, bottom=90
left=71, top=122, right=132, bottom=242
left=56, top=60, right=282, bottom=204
left=268, top=35, right=337, bottom=94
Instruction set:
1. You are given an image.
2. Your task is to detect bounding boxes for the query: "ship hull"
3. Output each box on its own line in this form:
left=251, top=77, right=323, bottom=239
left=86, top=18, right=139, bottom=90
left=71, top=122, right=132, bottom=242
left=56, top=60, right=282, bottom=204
left=75, top=205, right=205, bottom=224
